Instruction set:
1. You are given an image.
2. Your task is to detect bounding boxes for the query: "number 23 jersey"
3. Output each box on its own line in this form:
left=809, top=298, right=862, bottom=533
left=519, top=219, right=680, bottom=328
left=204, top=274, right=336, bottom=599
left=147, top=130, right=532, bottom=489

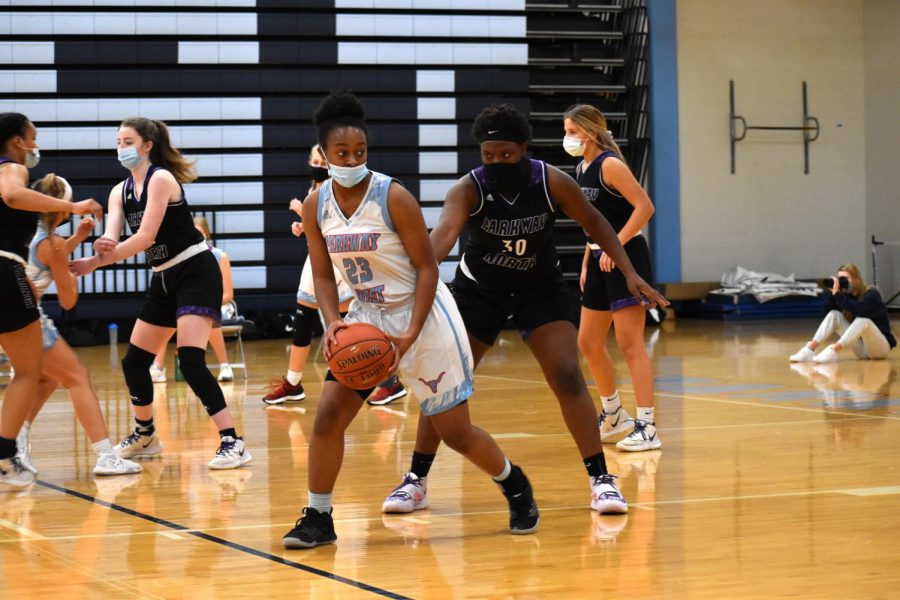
left=316, top=172, right=417, bottom=308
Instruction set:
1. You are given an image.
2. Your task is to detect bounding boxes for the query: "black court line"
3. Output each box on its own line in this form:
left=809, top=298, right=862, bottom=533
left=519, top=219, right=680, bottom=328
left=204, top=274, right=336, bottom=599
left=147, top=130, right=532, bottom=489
left=35, top=479, right=413, bottom=600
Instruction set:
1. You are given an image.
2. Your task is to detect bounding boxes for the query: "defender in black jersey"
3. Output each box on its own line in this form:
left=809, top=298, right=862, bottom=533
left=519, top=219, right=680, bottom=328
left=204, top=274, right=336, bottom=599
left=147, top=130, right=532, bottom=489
left=565, top=103, right=662, bottom=452
left=70, top=117, right=250, bottom=470
left=382, top=104, right=668, bottom=516
left=0, top=112, right=102, bottom=488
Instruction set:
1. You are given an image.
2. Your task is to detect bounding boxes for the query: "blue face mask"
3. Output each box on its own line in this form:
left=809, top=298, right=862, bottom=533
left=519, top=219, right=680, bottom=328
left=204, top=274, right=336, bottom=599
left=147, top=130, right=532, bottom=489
left=118, top=146, right=143, bottom=170
left=328, top=163, right=369, bottom=188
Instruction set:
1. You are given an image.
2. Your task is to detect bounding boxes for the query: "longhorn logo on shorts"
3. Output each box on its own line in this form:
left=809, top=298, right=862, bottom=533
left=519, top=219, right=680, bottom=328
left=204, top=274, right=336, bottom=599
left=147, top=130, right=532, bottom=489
left=418, top=371, right=446, bottom=394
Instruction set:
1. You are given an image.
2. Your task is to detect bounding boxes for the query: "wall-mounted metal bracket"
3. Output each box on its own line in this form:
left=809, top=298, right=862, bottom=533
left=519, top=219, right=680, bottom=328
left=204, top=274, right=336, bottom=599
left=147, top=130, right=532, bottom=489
left=729, top=80, right=820, bottom=174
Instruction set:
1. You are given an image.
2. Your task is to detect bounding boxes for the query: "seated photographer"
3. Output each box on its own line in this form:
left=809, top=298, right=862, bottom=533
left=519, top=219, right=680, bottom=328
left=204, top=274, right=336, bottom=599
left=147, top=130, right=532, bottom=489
left=790, top=263, right=896, bottom=363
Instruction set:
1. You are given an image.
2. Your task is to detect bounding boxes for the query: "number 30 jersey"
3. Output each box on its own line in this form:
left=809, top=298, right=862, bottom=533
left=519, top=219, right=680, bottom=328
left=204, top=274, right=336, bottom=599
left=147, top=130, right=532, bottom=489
left=316, top=172, right=417, bottom=308
left=460, top=159, right=560, bottom=291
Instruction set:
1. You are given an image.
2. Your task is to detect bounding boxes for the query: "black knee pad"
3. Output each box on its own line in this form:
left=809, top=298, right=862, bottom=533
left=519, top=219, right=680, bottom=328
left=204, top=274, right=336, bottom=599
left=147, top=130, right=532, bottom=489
left=177, top=346, right=227, bottom=416
left=292, top=305, right=314, bottom=348
left=122, top=345, right=156, bottom=407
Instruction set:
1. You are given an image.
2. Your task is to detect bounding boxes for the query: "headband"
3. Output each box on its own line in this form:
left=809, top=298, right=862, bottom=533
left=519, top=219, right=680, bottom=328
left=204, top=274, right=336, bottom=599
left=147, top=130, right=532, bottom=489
left=476, top=129, right=528, bottom=144
left=60, top=177, right=73, bottom=203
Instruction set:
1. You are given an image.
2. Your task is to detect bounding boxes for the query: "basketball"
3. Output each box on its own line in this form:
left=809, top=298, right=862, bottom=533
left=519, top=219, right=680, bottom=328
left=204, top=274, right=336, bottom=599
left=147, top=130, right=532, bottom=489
left=327, top=322, right=396, bottom=390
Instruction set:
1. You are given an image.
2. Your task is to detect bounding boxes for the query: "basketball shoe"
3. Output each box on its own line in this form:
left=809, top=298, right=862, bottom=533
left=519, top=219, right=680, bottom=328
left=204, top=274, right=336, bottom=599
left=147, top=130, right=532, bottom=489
left=499, top=465, right=540, bottom=534
left=115, top=430, right=163, bottom=459
left=382, top=473, right=429, bottom=513
left=367, top=376, right=408, bottom=406
left=217, top=364, right=234, bottom=382
left=598, top=405, right=634, bottom=442
left=149, top=363, right=167, bottom=383
left=0, top=457, right=34, bottom=488
left=616, top=419, right=662, bottom=452
left=262, top=378, right=306, bottom=405
left=208, top=436, right=252, bottom=469
left=283, top=507, right=337, bottom=549
left=94, top=453, right=143, bottom=476
left=590, top=473, right=628, bottom=514
left=15, top=426, right=36, bottom=475
left=813, top=346, right=840, bottom=363
left=789, top=345, right=817, bottom=362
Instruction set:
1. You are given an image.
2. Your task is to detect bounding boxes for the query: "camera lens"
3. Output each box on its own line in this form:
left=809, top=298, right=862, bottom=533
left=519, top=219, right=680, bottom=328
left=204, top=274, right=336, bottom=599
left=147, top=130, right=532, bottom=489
left=823, top=276, right=850, bottom=290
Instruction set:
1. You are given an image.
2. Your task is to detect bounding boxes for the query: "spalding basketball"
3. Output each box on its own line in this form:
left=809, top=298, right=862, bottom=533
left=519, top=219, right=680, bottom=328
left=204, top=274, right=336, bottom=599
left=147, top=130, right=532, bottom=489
left=327, top=323, right=395, bottom=390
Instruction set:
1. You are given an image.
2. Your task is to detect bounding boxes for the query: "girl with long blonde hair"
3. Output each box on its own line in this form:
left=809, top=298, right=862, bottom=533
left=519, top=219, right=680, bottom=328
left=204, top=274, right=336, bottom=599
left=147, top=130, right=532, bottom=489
left=789, top=263, right=896, bottom=363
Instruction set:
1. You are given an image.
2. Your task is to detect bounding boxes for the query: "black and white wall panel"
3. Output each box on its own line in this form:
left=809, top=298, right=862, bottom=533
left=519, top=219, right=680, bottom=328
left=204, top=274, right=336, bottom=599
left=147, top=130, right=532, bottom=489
left=1, top=1, right=530, bottom=301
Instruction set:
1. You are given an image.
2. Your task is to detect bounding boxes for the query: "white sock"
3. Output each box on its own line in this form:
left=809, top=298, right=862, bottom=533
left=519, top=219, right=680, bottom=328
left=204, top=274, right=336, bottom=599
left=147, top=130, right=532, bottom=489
left=491, top=458, right=512, bottom=482
left=287, top=370, right=303, bottom=386
left=308, top=491, right=332, bottom=513
left=601, top=391, right=621, bottom=414
left=637, top=407, right=655, bottom=425
left=92, top=438, right=115, bottom=456
left=220, top=362, right=230, bottom=368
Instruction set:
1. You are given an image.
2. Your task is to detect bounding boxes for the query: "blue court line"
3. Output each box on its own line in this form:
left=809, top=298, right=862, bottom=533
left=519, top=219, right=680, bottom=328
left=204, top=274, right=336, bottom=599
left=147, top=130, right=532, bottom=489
left=35, top=479, right=412, bottom=600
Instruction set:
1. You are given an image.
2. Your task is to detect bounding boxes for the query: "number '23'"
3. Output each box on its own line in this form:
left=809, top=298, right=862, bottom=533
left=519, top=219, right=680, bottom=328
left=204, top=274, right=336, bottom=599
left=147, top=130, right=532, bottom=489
left=342, top=257, right=373, bottom=284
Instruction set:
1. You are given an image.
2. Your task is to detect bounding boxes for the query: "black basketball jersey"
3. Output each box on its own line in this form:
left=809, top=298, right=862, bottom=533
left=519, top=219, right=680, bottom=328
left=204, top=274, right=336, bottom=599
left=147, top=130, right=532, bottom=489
left=576, top=151, right=633, bottom=238
left=0, top=157, right=38, bottom=261
left=122, top=165, right=202, bottom=268
left=460, top=159, right=560, bottom=290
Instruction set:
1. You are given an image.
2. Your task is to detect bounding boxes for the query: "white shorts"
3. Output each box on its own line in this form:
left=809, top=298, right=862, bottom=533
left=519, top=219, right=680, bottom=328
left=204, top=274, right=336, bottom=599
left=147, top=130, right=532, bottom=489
left=345, top=281, right=474, bottom=416
left=296, top=257, right=354, bottom=306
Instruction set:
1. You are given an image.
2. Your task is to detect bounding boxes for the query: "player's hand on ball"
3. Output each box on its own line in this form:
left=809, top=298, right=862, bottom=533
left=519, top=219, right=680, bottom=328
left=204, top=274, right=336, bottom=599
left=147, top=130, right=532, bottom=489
left=386, top=332, right=415, bottom=374
left=323, top=319, right=349, bottom=361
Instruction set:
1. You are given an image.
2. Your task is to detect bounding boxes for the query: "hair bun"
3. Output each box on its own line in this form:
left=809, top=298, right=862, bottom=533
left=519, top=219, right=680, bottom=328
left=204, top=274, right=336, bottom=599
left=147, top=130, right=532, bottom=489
left=314, top=91, right=365, bottom=126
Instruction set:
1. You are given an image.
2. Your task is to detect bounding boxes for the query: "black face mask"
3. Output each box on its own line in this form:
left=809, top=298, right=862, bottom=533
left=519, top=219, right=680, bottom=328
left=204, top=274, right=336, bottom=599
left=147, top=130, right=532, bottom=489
left=482, top=157, right=532, bottom=195
left=310, top=166, right=329, bottom=183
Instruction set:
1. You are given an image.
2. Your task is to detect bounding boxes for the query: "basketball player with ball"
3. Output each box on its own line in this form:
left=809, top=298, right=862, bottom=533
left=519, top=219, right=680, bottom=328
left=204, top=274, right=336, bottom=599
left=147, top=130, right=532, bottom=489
left=282, top=91, right=540, bottom=549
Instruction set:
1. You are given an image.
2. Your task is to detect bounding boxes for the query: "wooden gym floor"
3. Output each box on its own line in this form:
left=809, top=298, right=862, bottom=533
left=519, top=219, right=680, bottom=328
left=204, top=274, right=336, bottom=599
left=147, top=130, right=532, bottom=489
left=1, top=317, right=899, bottom=599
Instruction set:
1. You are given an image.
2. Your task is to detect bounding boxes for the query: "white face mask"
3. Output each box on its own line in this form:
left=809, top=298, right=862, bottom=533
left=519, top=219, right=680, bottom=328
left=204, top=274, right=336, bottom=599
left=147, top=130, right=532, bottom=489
left=563, top=135, right=586, bottom=157
left=22, top=144, right=40, bottom=168
left=328, top=162, right=369, bottom=188
left=118, top=146, right=143, bottom=170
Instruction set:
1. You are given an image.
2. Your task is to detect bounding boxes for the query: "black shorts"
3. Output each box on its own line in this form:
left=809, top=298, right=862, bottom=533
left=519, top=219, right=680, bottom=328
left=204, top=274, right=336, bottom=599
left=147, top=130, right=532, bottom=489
left=139, top=251, right=223, bottom=329
left=452, top=269, right=576, bottom=346
left=582, top=234, right=654, bottom=312
left=0, top=258, right=40, bottom=334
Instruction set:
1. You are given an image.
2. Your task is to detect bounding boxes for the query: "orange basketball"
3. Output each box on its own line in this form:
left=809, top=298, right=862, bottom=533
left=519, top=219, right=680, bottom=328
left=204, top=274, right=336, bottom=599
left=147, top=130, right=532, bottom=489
left=327, top=322, right=396, bottom=390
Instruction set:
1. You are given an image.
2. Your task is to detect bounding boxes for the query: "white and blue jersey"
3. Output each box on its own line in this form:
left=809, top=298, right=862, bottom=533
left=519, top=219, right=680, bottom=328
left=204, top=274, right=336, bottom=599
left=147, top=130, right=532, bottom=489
left=317, top=172, right=474, bottom=415
left=25, top=226, right=61, bottom=351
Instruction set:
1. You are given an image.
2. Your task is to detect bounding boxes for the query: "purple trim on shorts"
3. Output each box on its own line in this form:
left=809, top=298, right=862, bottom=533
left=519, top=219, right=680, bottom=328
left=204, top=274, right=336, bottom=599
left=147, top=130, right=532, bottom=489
left=176, top=305, right=222, bottom=323
left=610, top=296, right=647, bottom=312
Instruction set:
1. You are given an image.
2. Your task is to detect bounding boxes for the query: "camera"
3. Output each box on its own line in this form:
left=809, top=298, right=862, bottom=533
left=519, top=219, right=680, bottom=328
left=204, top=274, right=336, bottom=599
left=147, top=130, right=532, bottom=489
left=823, top=276, right=849, bottom=290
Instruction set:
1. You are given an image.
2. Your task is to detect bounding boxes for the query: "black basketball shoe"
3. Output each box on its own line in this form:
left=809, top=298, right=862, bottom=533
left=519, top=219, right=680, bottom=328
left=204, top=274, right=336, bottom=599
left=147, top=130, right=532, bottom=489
left=282, top=507, right=337, bottom=549
left=499, top=465, right=540, bottom=534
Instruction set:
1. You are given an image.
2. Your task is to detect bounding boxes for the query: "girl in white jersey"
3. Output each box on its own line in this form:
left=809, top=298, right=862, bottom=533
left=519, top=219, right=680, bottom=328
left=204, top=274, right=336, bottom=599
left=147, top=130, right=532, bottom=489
left=282, top=91, right=539, bottom=549
left=16, top=173, right=141, bottom=477
left=263, top=145, right=408, bottom=406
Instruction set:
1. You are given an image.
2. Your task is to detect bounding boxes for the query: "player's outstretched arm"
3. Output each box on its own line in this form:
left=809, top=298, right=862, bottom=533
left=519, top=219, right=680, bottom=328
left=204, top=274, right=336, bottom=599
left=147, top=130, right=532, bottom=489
left=429, top=175, right=478, bottom=263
